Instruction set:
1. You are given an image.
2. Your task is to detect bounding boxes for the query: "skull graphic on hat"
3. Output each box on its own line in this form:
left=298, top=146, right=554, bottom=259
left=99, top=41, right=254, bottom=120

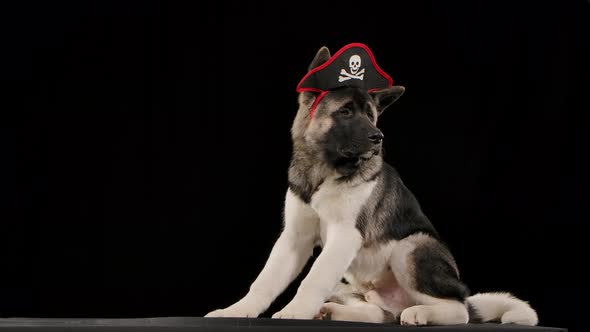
left=338, top=55, right=365, bottom=82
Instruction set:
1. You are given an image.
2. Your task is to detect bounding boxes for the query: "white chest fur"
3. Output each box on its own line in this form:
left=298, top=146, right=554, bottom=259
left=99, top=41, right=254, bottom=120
left=310, top=177, right=376, bottom=244
left=310, top=177, right=376, bottom=222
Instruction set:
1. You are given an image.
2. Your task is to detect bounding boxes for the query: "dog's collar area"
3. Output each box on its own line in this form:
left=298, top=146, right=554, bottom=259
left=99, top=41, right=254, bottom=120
left=297, top=43, right=393, bottom=119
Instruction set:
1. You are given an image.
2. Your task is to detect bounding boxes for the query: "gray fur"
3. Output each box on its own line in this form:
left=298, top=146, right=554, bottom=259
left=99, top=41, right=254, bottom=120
left=356, top=163, right=440, bottom=246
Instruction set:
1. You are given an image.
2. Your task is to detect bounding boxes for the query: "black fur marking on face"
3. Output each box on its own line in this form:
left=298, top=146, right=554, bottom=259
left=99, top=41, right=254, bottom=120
left=327, top=87, right=373, bottom=119
left=412, top=243, right=471, bottom=301
left=321, top=89, right=381, bottom=175
left=352, top=88, right=370, bottom=112
left=339, top=101, right=355, bottom=113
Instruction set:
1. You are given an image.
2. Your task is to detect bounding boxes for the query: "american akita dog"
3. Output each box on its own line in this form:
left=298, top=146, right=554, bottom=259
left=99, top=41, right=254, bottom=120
left=206, top=45, right=538, bottom=326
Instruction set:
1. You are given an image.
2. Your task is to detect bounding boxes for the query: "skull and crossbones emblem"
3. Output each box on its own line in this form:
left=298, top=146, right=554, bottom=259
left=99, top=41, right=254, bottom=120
left=338, top=54, right=365, bottom=82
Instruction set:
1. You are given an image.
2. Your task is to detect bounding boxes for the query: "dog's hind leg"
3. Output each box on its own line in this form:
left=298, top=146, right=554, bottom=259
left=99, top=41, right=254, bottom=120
left=389, top=233, right=470, bottom=326
left=317, top=301, right=392, bottom=323
left=399, top=298, right=468, bottom=326
left=315, top=283, right=393, bottom=323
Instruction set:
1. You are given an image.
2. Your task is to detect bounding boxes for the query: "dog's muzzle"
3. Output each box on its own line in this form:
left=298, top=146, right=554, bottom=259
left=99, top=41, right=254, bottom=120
left=338, top=147, right=380, bottom=161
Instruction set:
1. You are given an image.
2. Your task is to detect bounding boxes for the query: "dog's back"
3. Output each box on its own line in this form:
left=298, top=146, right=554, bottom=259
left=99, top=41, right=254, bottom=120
left=356, top=162, right=440, bottom=246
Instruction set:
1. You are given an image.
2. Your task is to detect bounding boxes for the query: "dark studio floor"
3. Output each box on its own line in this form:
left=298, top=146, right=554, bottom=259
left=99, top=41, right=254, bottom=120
left=0, top=317, right=567, bottom=332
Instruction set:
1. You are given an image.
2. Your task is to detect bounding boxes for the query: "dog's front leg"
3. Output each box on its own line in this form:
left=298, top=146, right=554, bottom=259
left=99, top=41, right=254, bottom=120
left=205, top=190, right=318, bottom=318
left=272, top=222, right=362, bottom=319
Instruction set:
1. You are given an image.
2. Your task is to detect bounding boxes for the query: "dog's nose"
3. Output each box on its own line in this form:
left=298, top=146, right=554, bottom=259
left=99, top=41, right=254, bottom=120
left=369, top=131, right=384, bottom=144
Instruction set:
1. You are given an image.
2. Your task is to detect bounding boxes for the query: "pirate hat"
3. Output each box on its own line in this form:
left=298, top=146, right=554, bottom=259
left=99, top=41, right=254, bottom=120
left=297, top=43, right=393, bottom=117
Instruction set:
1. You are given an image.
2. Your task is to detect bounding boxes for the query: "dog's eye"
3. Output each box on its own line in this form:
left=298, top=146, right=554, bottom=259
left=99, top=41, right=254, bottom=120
left=367, top=111, right=374, bottom=121
left=337, top=108, right=352, bottom=117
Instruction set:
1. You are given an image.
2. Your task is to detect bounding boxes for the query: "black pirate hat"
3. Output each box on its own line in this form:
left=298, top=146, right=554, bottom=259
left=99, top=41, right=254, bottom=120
left=297, top=43, right=393, bottom=117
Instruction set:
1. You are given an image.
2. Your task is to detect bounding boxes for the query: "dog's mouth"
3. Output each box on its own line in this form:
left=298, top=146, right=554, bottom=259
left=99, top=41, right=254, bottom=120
left=337, top=148, right=379, bottom=161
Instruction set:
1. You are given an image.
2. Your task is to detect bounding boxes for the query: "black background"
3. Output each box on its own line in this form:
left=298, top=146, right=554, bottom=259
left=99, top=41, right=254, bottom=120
left=1, top=1, right=587, bottom=331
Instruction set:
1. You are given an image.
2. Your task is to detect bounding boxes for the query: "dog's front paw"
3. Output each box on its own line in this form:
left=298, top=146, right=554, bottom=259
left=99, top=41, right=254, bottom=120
left=400, top=305, right=431, bottom=326
left=205, top=306, right=259, bottom=318
left=205, top=296, right=267, bottom=318
left=205, top=309, right=227, bottom=318
left=272, top=303, right=316, bottom=320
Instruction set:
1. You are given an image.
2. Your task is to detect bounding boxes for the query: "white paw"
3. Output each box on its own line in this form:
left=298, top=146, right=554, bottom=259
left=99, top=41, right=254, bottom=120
left=205, top=306, right=259, bottom=318
left=272, top=303, right=316, bottom=320
left=400, top=305, right=430, bottom=326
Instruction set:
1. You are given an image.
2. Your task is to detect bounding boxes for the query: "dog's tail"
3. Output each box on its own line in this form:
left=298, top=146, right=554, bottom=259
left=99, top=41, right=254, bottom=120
left=466, top=292, right=538, bottom=326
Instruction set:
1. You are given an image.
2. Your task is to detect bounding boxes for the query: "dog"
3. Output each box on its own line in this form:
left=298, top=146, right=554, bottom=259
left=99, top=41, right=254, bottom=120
left=205, top=45, right=538, bottom=326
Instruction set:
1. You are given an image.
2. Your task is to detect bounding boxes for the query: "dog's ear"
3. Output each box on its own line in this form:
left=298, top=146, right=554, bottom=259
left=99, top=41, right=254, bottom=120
left=370, top=86, right=405, bottom=114
left=308, top=46, right=331, bottom=71
left=299, top=47, right=331, bottom=108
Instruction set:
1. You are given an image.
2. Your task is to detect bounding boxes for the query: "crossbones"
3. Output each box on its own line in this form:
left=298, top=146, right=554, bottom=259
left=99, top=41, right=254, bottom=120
left=338, top=68, right=365, bottom=82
